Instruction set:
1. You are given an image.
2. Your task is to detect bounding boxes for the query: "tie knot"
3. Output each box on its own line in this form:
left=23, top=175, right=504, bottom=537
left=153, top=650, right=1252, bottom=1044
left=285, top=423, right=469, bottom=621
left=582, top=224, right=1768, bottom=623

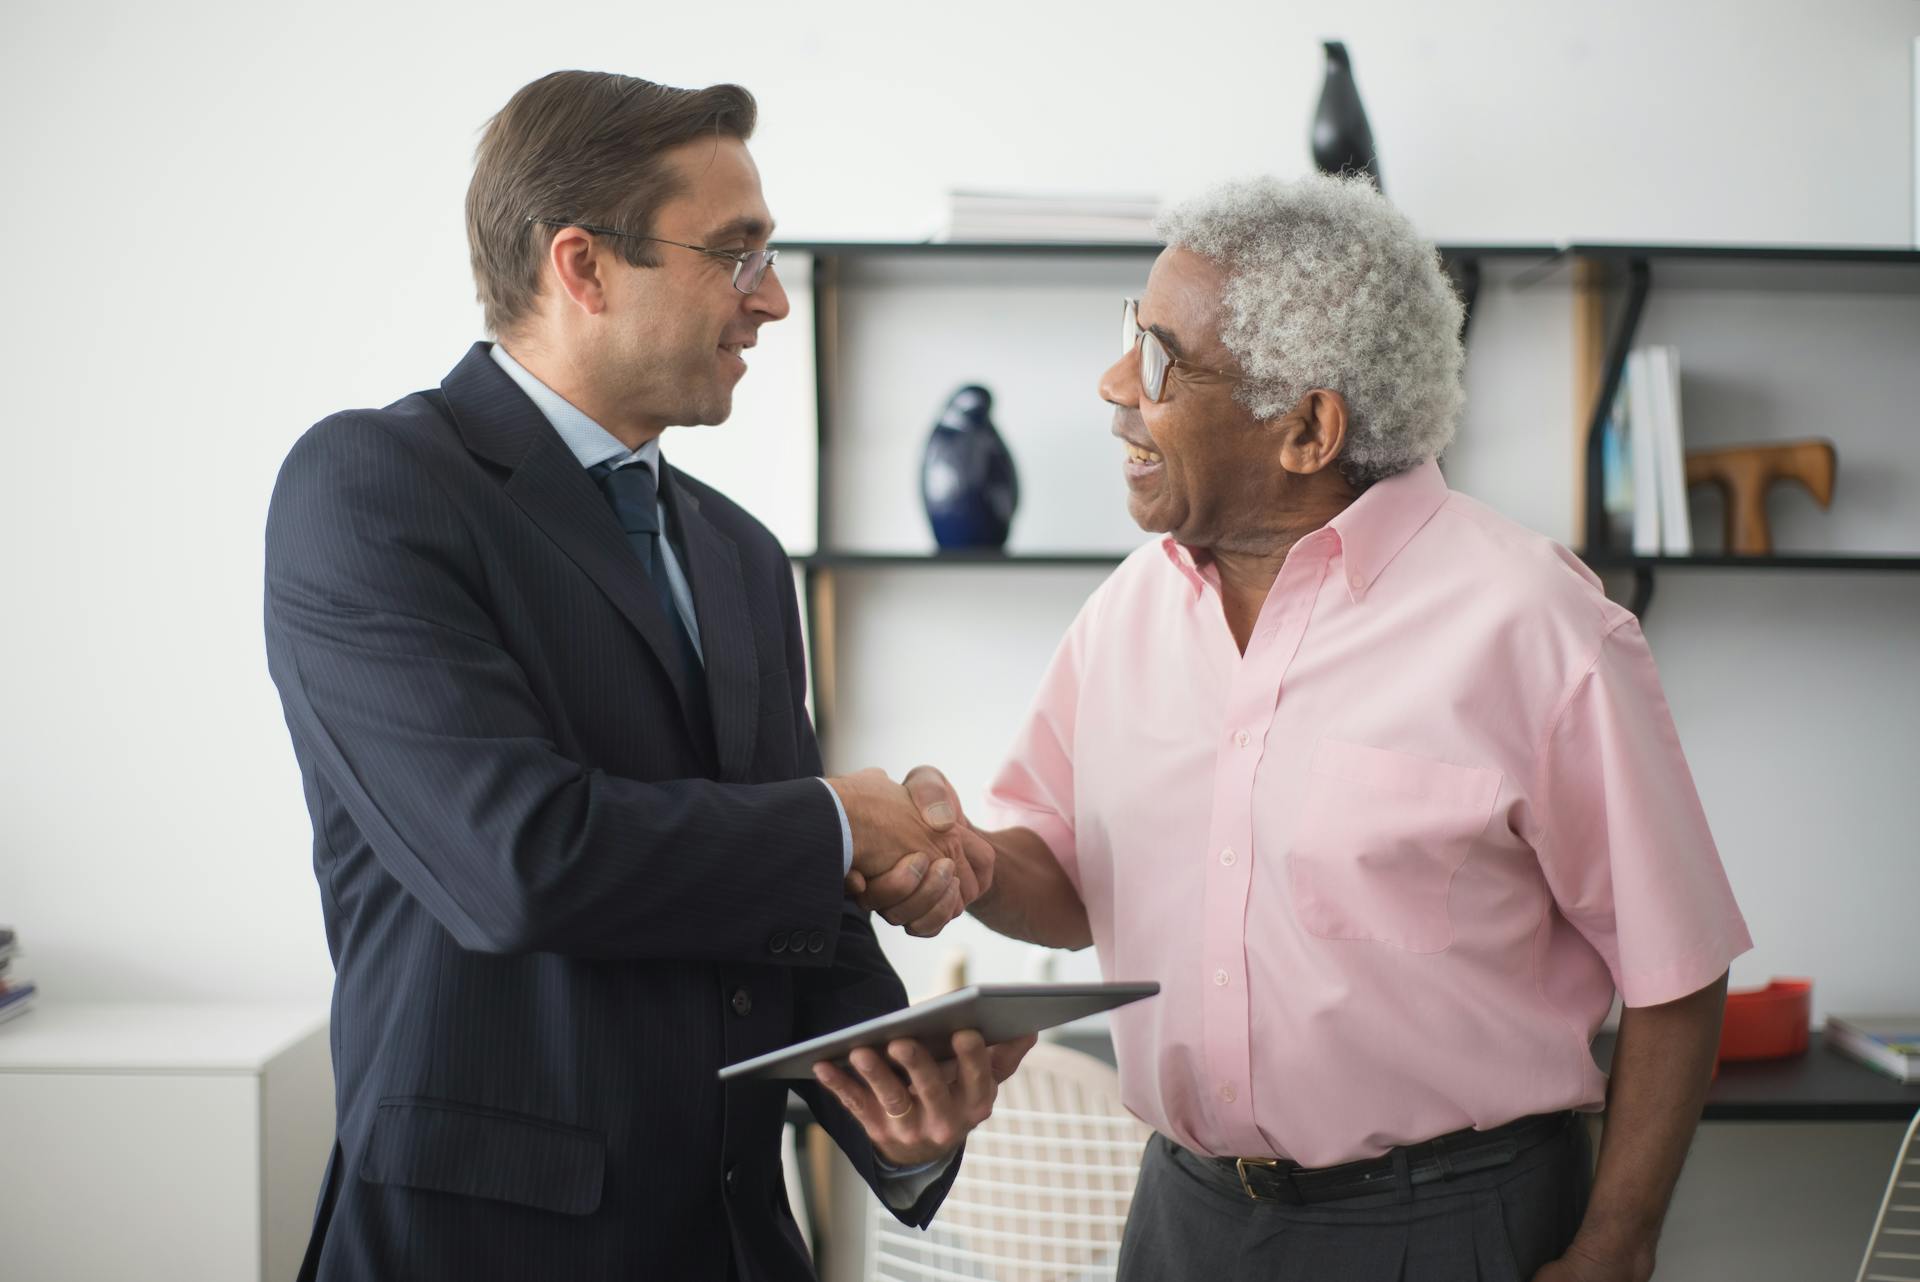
left=593, top=462, right=661, bottom=535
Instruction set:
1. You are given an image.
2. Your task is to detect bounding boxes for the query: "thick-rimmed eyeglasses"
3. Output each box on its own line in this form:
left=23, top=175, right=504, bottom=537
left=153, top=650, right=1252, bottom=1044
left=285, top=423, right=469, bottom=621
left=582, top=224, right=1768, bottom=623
left=1122, top=298, right=1242, bottom=402
left=526, top=217, right=779, bottom=295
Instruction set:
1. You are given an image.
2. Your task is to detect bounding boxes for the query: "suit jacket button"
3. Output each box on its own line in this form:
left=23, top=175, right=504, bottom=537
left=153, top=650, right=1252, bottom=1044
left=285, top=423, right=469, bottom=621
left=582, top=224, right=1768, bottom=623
left=768, top=933, right=788, bottom=954
left=731, top=987, right=753, bottom=1016
left=806, top=931, right=826, bottom=954
left=789, top=929, right=809, bottom=954
left=724, top=1166, right=739, bottom=1195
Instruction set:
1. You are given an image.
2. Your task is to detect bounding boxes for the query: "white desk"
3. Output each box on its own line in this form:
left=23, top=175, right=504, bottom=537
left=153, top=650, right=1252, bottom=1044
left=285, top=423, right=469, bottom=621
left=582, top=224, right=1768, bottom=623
left=0, top=1003, right=333, bottom=1282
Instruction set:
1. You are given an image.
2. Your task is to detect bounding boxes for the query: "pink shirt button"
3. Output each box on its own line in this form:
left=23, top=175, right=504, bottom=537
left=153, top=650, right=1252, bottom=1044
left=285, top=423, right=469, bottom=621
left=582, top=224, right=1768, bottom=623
left=1212, top=969, right=1229, bottom=987
left=1233, top=730, right=1250, bottom=748
left=1220, top=848, right=1236, bottom=866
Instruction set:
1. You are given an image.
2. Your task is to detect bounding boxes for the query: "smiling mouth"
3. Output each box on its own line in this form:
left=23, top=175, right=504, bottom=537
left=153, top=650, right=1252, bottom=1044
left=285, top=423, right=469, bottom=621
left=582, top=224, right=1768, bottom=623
left=1123, top=441, right=1163, bottom=465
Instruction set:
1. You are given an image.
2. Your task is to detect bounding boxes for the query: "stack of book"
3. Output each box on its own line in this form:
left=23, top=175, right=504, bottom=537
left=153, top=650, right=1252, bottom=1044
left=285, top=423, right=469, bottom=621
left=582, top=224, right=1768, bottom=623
left=937, top=190, right=1160, bottom=243
left=0, top=927, right=34, bottom=1025
left=1600, top=345, right=1692, bottom=555
left=1826, top=1013, right=1920, bottom=1083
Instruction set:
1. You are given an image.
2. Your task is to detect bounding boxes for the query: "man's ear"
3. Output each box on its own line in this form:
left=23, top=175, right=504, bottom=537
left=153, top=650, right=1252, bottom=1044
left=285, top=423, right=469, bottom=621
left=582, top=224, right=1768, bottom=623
left=546, top=227, right=612, bottom=318
left=1274, top=389, right=1349, bottom=476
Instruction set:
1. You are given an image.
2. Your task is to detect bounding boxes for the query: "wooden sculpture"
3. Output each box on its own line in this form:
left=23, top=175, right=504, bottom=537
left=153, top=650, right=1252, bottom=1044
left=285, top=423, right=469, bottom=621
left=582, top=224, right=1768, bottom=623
left=1684, top=440, right=1837, bottom=555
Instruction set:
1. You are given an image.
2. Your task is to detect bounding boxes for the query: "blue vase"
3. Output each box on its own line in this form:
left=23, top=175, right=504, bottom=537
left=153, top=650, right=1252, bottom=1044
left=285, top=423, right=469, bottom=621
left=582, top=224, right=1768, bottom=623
left=922, top=385, right=1018, bottom=551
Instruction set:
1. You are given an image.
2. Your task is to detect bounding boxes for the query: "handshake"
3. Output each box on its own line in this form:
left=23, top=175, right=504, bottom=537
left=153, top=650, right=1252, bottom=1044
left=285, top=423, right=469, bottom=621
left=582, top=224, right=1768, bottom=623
left=826, top=766, right=989, bottom=937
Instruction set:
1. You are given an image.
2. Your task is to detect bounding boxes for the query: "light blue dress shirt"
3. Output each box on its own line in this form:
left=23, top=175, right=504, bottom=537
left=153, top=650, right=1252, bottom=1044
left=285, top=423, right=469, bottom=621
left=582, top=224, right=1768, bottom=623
left=489, top=345, right=948, bottom=1196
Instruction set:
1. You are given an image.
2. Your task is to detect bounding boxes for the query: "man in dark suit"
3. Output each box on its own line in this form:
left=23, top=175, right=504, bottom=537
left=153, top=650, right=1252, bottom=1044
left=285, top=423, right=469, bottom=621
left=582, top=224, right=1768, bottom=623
left=264, top=71, right=1028, bottom=1281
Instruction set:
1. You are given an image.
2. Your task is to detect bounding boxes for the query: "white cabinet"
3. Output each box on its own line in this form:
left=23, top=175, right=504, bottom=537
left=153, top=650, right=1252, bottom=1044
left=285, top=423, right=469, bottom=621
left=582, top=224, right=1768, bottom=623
left=0, top=1003, right=333, bottom=1282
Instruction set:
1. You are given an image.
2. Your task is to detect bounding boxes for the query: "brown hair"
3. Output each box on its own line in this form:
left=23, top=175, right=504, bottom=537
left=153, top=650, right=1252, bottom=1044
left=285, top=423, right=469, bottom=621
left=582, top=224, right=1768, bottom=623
left=465, top=71, right=758, bottom=336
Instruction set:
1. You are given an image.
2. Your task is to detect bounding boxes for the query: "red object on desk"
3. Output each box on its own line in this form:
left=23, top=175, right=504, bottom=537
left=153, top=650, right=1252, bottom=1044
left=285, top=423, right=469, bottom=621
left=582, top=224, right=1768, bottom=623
left=1717, top=978, right=1812, bottom=1062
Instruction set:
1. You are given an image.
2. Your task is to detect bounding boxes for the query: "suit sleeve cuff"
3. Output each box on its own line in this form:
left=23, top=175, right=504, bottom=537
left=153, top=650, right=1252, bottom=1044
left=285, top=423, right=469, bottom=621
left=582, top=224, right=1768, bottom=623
left=818, top=778, right=853, bottom=877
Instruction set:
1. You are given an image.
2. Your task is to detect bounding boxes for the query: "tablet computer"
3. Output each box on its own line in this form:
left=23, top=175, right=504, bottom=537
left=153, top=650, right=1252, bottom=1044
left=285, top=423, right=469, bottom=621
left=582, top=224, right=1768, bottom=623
left=717, top=981, right=1159, bottom=1082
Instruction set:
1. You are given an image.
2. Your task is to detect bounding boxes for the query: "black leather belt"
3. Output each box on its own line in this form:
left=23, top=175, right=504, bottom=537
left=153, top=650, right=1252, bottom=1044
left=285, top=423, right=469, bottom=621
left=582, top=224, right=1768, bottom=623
left=1218, top=1111, right=1572, bottom=1205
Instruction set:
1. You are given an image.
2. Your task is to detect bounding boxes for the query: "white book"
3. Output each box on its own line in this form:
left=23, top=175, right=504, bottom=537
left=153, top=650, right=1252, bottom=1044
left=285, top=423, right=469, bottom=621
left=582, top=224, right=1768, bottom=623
left=1650, top=347, right=1693, bottom=555
left=1625, top=349, right=1662, bottom=555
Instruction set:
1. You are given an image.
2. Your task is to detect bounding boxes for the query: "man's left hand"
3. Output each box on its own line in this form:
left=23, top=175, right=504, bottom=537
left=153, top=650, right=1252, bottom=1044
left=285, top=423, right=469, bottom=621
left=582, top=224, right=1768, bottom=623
left=811, top=1029, right=1038, bottom=1167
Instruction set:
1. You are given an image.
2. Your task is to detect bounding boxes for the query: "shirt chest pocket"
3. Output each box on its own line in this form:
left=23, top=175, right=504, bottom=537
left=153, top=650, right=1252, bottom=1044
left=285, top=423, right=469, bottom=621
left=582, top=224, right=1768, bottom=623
left=1286, top=738, right=1503, bottom=954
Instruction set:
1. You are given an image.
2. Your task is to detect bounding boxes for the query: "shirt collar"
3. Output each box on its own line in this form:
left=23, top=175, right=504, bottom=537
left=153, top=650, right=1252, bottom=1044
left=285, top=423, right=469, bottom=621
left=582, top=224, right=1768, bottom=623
left=488, top=342, right=661, bottom=481
left=1325, top=458, right=1449, bottom=601
left=1157, top=457, right=1449, bottom=604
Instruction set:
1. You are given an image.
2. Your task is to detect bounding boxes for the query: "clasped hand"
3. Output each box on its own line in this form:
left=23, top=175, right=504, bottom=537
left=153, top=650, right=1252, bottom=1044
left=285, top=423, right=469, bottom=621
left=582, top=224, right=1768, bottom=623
left=827, top=766, right=989, bottom=937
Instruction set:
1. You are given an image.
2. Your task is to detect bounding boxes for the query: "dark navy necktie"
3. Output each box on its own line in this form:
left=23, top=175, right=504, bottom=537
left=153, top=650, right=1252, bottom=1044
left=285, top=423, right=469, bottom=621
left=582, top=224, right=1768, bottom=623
left=590, top=461, right=706, bottom=694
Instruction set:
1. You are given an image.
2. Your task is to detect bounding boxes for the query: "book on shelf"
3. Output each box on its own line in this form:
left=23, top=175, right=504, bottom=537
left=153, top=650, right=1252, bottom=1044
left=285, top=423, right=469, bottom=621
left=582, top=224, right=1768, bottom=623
left=0, top=925, right=34, bottom=1026
left=1613, top=345, right=1692, bottom=556
left=1626, top=348, right=1662, bottom=555
left=936, top=189, right=1160, bottom=243
left=0, top=978, right=35, bottom=1025
left=1825, top=1013, right=1920, bottom=1083
left=1648, top=346, right=1693, bottom=555
left=1600, top=386, right=1634, bottom=548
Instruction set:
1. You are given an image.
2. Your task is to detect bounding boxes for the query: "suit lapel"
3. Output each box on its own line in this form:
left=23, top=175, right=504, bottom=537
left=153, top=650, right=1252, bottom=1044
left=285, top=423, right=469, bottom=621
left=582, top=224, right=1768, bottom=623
left=436, top=344, right=707, bottom=742
left=664, top=466, right=759, bottom=783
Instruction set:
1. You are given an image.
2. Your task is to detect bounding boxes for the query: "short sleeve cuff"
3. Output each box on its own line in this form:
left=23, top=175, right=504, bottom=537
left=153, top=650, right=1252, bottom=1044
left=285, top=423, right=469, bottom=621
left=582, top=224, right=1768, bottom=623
left=978, top=803, right=1079, bottom=893
left=1615, top=924, right=1755, bottom=1008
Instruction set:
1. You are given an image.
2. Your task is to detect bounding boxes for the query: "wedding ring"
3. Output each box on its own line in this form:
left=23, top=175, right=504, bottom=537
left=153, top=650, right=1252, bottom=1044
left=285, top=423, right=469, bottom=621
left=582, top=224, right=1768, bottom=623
left=884, top=1099, right=916, bottom=1119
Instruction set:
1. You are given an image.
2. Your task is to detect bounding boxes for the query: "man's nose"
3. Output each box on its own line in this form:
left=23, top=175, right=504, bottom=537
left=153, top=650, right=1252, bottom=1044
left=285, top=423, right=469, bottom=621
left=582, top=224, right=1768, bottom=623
left=746, top=265, right=790, bottom=322
left=1098, top=350, right=1139, bottom=408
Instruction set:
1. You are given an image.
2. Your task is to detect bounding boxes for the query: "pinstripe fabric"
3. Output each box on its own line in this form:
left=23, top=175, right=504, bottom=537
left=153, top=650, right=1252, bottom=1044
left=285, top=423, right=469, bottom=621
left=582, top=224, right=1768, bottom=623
left=265, top=344, right=957, bottom=1281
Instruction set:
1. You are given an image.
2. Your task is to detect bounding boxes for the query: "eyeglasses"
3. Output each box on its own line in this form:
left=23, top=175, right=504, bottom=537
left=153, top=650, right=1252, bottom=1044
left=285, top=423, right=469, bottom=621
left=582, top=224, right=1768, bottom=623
left=1122, top=298, right=1241, bottom=402
left=525, top=217, right=779, bottom=295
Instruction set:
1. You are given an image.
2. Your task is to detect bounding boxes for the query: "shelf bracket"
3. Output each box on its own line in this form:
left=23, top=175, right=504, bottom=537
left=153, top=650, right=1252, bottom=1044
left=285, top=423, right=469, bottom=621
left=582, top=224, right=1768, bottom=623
left=1627, top=566, right=1656, bottom=617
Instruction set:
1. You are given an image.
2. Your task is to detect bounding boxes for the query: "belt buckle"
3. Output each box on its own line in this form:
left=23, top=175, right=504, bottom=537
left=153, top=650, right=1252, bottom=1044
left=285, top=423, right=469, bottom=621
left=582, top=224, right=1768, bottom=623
left=1235, top=1156, right=1280, bottom=1200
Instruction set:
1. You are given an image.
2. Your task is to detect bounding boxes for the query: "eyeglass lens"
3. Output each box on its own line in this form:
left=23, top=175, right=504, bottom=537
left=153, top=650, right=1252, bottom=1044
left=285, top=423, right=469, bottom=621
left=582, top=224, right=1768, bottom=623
left=1122, top=300, right=1169, bottom=402
left=734, top=250, right=777, bottom=295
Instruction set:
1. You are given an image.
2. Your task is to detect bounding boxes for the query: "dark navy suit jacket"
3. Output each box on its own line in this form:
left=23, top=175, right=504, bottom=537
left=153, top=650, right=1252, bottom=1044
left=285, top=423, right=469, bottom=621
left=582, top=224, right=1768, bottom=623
left=264, top=344, right=955, bottom=1280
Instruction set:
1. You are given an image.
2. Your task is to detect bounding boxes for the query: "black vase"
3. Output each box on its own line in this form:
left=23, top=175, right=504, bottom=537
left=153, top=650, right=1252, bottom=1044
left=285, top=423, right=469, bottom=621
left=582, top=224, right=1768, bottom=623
left=921, top=385, right=1018, bottom=551
left=1311, top=40, right=1383, bottom=192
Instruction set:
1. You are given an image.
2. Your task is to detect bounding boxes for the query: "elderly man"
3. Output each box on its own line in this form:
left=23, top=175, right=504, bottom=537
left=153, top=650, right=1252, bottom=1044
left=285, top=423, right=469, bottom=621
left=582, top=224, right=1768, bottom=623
left=895, top=175, right=1750, bottom=1281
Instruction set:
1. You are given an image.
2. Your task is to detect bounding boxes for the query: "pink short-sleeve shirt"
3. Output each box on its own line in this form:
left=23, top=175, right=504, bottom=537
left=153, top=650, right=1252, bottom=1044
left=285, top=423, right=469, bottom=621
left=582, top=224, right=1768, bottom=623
left=983, top=460, right=1751, bottom=1168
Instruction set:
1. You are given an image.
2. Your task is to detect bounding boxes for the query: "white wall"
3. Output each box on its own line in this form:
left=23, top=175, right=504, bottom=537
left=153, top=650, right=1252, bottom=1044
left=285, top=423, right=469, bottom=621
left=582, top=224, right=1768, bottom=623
left=1, top=0, right=1915, bottom=1055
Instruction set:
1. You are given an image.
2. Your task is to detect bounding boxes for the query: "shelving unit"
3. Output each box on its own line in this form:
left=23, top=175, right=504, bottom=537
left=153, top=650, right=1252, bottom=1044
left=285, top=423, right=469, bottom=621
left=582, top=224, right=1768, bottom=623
left=789, top=238, right=1920, bottom=746
left=794, top=240, right=1560, bottom=745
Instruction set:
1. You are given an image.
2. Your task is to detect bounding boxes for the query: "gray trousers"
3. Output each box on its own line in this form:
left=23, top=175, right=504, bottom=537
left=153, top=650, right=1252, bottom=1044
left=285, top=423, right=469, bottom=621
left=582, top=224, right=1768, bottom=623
left=1116, top=1120, right=1591, bottom=1282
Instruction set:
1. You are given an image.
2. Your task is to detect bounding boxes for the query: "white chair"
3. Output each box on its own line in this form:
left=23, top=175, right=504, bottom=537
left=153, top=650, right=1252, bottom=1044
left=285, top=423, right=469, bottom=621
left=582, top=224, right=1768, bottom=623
left=1856, top=1108, right=1920, bottom=1282
left=865, top=1040, right=1152, bottom=1282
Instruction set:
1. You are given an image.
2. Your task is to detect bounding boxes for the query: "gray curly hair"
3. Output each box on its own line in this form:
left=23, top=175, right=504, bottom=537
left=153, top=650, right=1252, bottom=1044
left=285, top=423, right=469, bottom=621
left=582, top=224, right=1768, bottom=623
left=1155, top=173, right=1465, bottom=487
